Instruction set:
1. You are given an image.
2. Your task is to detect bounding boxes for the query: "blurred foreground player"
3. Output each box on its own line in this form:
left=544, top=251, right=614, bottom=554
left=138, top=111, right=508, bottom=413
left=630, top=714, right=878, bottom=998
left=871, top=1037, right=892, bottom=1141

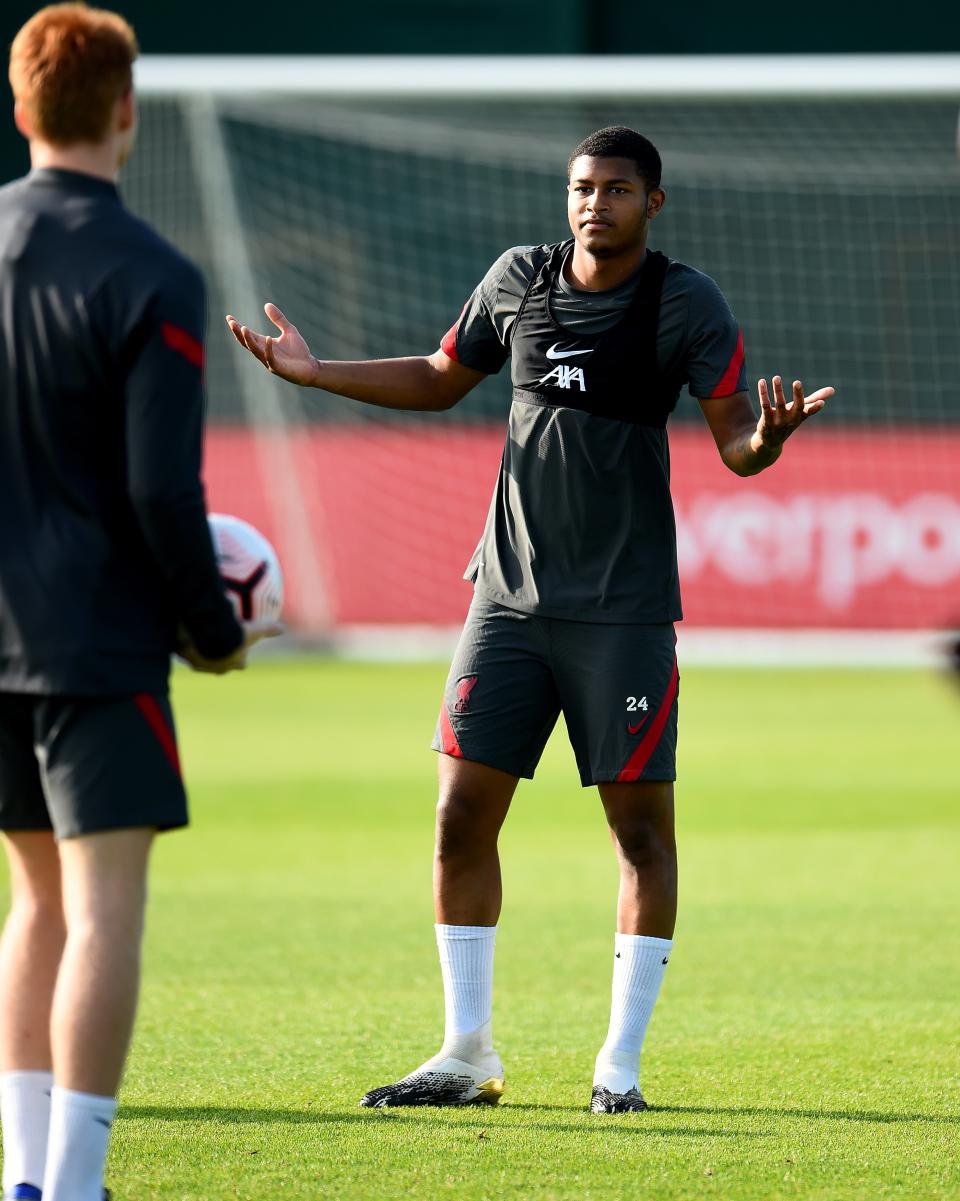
left=228, top=126, right=832, bottom=1113
left=0, top=7, right=279, bottom=1199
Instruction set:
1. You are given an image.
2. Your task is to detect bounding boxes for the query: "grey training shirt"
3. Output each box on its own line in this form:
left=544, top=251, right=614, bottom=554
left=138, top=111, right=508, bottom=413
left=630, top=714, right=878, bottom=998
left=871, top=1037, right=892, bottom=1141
left=441, top=243, right=747, bottom=624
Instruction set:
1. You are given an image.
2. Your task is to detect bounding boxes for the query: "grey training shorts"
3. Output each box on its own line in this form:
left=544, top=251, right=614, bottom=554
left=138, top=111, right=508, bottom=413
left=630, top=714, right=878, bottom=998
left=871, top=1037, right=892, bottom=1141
left=432, top=596, right=679, bottom=787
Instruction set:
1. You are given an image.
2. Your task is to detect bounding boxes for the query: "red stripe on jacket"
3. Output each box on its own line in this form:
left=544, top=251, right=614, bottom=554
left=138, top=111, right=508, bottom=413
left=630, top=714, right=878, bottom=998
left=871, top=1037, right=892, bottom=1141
left=162, top=321, right=205, bottom=369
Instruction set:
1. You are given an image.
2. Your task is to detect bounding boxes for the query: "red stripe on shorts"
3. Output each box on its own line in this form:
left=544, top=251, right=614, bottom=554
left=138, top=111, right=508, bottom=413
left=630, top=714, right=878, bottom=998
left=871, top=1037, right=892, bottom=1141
left=615, top=658, right=679, bottom=783
left=134, top=694, right=182, bottom=777
left=438, top=703, right=463, bottom=758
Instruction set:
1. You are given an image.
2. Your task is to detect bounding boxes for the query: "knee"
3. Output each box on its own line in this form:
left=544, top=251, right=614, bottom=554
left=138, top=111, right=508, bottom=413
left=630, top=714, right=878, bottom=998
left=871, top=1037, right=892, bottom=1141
left=611, top=815, right=676, bottom=873
left=435, top=791, right=491, bottom=863
left=68, top=881, right=147, bottom=940
left=9, top=886, right=65, bottom=938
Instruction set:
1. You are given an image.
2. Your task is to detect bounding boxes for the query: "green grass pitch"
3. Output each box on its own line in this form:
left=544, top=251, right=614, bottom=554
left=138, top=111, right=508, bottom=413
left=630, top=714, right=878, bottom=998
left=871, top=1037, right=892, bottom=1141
left=3, top=659, right=959, bottom=1200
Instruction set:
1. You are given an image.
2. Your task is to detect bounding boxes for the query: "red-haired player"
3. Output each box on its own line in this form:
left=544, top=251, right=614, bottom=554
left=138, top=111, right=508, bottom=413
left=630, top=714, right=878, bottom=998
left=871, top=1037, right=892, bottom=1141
left=0, top=7, right=278, bottom=1198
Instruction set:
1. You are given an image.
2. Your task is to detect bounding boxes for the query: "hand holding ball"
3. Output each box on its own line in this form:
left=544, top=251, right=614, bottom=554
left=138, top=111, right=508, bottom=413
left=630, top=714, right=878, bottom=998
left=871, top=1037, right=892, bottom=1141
left=178, top=514, right=284, bottom=674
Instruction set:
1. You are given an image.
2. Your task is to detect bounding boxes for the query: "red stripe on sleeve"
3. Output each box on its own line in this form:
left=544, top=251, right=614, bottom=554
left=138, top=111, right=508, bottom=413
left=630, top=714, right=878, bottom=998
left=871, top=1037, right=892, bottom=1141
left=134, top=694, right=182, bottom=777
left=162, top=321, right=205, bottom=369
left=709, top=328, right=744, bottom=397
left=438, top=704, right=464, bottom=758
left=440, top=302, right=469, bottom=362
left=615, top=658, right=679, bottom=783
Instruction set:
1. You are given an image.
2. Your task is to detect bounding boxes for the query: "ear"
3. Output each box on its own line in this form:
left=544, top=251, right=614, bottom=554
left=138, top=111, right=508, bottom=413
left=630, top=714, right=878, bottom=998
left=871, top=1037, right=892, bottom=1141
left=13, top=100, right=31, bottom=140
left=116, top=86, right=135, bottom=133
left=646, top=187, right=666, bottom=220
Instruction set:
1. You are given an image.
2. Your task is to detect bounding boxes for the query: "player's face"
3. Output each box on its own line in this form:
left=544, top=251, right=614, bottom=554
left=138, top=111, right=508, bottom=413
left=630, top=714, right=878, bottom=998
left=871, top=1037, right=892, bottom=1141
left=567, top=156, right=662, bottom=258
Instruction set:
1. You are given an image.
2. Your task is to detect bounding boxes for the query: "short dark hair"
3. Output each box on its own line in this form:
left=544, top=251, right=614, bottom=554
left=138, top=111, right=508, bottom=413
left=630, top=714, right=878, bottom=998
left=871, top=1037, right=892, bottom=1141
left=567, top=126, right=662, bottom=193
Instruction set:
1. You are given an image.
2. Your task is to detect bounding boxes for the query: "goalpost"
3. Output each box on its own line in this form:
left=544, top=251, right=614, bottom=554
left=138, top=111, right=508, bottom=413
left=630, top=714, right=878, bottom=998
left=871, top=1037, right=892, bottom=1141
left=129, top=55, right=960, bottom=666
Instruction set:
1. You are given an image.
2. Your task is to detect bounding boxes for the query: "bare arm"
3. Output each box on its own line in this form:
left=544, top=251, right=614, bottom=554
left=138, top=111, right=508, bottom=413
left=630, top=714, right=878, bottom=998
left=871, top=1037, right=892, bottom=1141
left=225, top=303, right=486, bottom=412
left=698, top=376, right=834, bottom=477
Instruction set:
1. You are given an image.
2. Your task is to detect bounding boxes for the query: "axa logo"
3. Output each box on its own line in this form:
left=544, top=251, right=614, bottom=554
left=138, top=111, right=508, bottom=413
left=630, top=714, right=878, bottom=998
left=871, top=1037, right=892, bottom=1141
left=538, top=364, right=586, bottom=391
left=538, top=342, right=591, bottom=391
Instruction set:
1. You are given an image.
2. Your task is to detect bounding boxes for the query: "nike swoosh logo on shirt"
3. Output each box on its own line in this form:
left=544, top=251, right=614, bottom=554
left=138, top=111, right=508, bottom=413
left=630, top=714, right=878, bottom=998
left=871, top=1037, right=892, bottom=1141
left=545, top=342, right=592, bottom=360
left=627, top=717, right=650, bottom=735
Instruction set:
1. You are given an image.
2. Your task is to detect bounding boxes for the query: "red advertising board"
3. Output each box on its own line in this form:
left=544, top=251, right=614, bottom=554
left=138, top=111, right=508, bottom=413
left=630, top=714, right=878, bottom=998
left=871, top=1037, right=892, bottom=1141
left=204, top=426, right=959, bottom=630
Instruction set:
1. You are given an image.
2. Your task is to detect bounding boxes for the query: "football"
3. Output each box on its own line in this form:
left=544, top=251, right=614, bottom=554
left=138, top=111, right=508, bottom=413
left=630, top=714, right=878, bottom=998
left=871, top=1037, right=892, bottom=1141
left=208, top=513, right=284, bottom=623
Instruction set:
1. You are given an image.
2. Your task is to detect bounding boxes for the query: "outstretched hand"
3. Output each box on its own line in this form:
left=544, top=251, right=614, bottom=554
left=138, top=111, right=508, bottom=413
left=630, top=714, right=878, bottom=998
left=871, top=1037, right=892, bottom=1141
left=225, top=303, right=319, bottom=387
left=757, top=376, right=833, bottom=447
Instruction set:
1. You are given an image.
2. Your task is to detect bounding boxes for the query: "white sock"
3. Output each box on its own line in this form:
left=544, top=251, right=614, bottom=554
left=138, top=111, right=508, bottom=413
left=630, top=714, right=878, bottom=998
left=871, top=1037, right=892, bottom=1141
left=431, top=924, right=498, bottom=1068
left=594, top=933, right=672, bottom=1095
left=41, top=1086, right=116, bottom=1201
left=0, top=1069, right=53, bottom=1191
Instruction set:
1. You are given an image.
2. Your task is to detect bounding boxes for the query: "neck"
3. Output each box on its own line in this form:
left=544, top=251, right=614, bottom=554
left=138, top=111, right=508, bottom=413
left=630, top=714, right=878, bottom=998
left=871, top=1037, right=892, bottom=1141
left=30, top=141, right=119, bottom=184
left=567, top=240, right=647, bottom=291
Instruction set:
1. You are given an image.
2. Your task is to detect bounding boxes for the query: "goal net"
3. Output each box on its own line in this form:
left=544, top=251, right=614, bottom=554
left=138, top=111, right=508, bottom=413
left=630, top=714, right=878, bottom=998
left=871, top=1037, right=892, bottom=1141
left=129, top=56, right=960, bottom=663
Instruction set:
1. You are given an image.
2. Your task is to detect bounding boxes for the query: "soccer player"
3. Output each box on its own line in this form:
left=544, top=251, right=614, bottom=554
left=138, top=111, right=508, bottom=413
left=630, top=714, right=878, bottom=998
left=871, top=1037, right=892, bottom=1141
left=228, top=125, right=832, bottom=1113
left=0, top=6, right=279, bottom=1199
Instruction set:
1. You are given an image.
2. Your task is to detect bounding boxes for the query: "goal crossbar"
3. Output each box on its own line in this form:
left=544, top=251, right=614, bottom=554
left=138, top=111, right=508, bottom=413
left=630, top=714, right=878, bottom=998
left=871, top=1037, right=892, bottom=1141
left=135, top=54, right=960, bottom=99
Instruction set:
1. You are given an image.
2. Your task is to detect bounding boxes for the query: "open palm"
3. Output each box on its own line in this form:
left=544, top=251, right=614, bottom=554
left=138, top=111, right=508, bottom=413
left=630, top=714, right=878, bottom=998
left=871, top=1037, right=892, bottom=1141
left=225, top=303, right=319, bottom=386
left=756, top=375, right=833, bottom=447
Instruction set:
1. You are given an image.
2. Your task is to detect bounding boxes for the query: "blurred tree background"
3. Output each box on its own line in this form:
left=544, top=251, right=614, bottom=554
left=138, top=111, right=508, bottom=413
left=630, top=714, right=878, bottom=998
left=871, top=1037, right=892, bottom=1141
left=1, top=0, right=957, bottom=181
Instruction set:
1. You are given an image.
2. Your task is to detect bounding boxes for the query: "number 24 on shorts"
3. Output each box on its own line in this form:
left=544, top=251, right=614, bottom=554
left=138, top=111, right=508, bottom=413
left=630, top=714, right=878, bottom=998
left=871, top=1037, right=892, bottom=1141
left=626, top=696, right=649, bottom=712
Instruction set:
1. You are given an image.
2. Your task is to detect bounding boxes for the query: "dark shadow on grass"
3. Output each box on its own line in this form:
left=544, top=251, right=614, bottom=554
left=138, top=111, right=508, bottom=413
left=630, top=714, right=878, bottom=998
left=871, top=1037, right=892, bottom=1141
left=119, top=1104, right=763, bottom=1138
left=120, top=1105, right=389, bottom=1125
left=509, top=1102, right=959, bottom=1126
